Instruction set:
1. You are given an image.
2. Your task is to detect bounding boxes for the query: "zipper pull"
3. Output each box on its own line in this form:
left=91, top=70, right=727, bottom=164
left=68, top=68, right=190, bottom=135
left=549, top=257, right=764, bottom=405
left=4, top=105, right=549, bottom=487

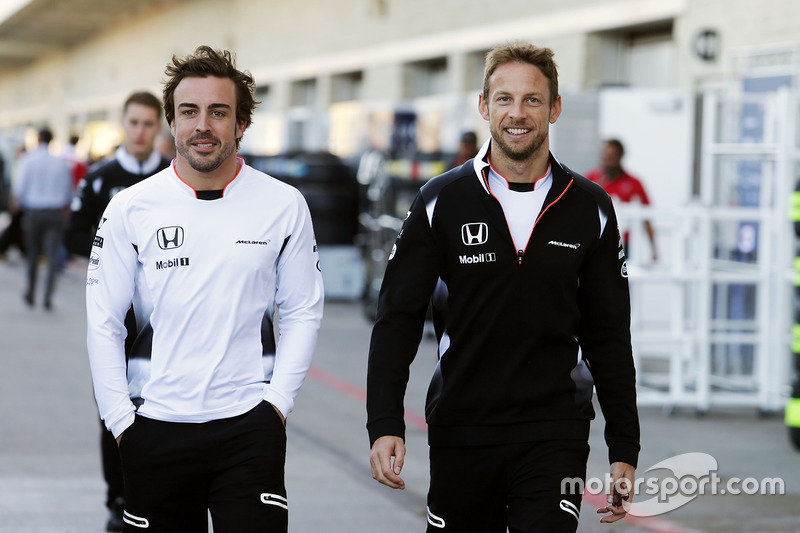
left=517, top=249, right=524, bottom=264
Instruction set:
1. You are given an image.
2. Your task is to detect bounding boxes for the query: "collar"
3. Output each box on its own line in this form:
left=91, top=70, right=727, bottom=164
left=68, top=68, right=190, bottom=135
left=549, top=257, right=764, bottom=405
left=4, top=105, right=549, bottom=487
left=170, top=156, right=246, bottom=199
left=474, top=138, right=569, bottom=196
left=488, top=161, right=552, bottom=192
left=115, top=146, right=164, bottom=175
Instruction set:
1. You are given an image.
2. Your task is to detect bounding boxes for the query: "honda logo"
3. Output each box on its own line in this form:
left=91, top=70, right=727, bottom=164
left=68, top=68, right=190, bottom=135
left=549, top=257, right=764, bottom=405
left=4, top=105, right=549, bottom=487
left=461, top=223, right=488, bottom=245
left=156, top=226, right=184, bottom=250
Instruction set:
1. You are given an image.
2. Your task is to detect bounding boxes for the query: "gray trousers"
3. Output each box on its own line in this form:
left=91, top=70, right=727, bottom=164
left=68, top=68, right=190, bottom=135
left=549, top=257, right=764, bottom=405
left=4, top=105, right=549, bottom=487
left=22, top=208, right=64, bottom=304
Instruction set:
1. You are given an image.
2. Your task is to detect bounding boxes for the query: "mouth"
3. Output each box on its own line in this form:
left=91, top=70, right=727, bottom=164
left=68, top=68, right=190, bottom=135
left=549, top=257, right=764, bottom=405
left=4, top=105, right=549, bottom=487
left=190, top=138, right=217, bottom=152
left=505, top=127, right=531, bottom=136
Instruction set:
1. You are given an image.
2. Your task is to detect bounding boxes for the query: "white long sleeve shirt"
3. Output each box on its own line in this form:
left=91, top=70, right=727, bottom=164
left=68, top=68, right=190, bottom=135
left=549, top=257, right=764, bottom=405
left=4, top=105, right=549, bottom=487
left=86, top=160, right=324, bottom=438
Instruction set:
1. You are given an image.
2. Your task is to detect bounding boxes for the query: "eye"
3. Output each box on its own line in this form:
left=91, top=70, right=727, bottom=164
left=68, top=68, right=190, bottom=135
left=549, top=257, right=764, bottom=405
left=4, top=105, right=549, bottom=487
left=497, top=96, right=511, bottom=103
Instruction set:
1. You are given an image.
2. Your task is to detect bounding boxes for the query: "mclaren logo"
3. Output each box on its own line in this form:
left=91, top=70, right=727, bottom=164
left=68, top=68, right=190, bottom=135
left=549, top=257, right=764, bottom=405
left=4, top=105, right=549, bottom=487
left=156, top=226, right=184, bottom=250
left=559, top=500, right=580, bottom=521
left=548, top=240, right=580, bottom=250
left=461, top=223, right=488, bottom=245
left=236, top=239, right=271, bottom=246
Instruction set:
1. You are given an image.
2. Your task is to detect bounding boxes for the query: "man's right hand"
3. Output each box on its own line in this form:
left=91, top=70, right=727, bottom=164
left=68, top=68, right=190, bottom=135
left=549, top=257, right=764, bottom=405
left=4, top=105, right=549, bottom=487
left=369, top=435, right=406, bottom=490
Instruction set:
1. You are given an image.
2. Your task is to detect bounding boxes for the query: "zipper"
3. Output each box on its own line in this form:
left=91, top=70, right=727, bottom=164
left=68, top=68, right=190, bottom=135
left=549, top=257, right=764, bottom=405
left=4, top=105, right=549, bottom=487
left=481, top=165, right=574, bottom=267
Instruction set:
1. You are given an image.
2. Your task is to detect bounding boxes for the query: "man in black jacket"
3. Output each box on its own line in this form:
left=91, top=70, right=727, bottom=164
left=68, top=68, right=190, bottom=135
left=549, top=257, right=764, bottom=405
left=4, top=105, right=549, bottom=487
left=367, top=43, right=639, bottom=532
left=64, top=91, right=169, bottom=532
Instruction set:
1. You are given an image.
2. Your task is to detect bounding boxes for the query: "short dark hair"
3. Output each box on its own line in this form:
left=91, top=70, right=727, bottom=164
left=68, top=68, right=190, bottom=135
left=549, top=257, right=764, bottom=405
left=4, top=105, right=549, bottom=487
left=162, top=46, right=259, bottom=150
left=124, top=91, right=163, bottom=119
left=460, top=131, right=478, bottom=145
left=605, top=139, right=625, bottom=157
left=38, top=128, right=53, bottom=144
left=483, top=42, right=559, bottom=108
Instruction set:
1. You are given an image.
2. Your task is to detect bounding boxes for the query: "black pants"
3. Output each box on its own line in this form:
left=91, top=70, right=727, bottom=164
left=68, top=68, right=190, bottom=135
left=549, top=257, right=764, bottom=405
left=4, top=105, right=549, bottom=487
left=101, top=418, right=124, bottom=508
left=0, top=210, right=25, bottom=254
left=22, top=208, right=63, bottom=304
left=426, top=440, right=589, bottom=533
left=119, top=401, right=287, bottom=532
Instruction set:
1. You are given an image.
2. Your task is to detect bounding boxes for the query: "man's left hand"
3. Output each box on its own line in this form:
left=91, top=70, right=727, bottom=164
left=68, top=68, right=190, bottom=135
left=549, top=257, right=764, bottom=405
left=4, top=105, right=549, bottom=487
left=272, top=403, right=286, bottom=426
left=597, top=461, right=635, bottom=524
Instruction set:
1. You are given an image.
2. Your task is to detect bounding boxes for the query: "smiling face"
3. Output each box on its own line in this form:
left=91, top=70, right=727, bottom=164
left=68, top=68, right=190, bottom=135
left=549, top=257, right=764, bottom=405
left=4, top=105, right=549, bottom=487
left=170, top=76, right=245, bottom=187
left=479, top=61, right=561, bottom=164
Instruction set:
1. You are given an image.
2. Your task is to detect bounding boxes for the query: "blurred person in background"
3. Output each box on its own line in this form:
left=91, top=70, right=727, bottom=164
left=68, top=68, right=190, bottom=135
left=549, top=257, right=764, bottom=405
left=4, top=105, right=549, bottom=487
left=63, top=133, right=88, bottom=190
left=586, top=139, right=657, bottom=262
left=11, top=128, right=72, bottom=309
left=0, top=146, right=28, bottom=259
left=0, top=147, right=5, bottom=208
left=367, top=42, right=639, bottom=531
left=86, top=46, right=323, bottom=531
left=449, top=130, right=479, bottom=168
left=63, top=91, right=169, bottom=532
left=64, top=92, right=169, bottom=256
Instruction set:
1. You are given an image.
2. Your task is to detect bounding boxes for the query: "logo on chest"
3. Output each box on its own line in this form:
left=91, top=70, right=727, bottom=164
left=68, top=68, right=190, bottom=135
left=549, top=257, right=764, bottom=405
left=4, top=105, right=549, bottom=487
left=459, top=252, right=496, bottom=264
left=154, top=226, right=189, bottom=272
left=156, top=226, right=185, bottom=250
left=461, top=223, right=488, bottom=246
left=548, top=240, right=581, bottom=250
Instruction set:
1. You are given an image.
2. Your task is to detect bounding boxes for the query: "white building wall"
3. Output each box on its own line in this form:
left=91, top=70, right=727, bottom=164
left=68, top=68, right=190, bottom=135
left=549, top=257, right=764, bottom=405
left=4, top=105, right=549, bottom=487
left=675, top=0, right=800, bottom=87
left=0, top=0, right=798, bottom=157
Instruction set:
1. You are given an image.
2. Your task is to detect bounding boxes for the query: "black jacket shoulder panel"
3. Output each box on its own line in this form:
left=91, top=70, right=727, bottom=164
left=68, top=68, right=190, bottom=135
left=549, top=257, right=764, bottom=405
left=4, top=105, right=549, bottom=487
left=557, top=160, right=610, bottom=202
left=420, top=161, right=477, bottom=205
left=553, top=157, right=615, bottom=219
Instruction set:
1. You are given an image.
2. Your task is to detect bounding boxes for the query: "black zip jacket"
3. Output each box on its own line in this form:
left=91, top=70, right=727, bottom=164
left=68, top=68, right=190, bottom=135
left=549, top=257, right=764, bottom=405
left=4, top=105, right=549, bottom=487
left=367, top=142, right=640, bottom=467
left=63, top=148, right=170, bottom=257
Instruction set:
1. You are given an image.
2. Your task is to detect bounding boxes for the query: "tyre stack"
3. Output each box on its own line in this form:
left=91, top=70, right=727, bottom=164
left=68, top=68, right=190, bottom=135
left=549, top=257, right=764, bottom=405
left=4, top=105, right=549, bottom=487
left=243, top=151, right=359, bottom=246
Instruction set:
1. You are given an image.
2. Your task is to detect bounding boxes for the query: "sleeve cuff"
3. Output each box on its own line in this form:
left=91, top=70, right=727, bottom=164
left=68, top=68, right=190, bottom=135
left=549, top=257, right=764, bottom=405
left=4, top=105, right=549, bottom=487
left=108, top=411, right=136, bottom=440
left=367, top=418, right=406, bottom=447
left=608, top=441, right=640, bottom=468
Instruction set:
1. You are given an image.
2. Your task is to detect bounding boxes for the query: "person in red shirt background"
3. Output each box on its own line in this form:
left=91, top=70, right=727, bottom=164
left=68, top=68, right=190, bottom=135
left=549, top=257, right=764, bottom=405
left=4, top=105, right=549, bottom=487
left=586, top=139, right=657, bottom=262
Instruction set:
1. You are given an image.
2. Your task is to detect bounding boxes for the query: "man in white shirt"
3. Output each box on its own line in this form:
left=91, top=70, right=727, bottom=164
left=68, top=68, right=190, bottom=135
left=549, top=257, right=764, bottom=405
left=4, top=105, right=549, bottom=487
left=11, top=128, right=72, bottom=309
left=86, top=46, right=324, bottom=531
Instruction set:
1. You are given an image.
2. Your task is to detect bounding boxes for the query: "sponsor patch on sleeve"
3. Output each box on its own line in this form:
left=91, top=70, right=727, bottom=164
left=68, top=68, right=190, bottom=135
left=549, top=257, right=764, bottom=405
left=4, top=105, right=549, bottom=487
left=93, top=235, right=104, bottom=249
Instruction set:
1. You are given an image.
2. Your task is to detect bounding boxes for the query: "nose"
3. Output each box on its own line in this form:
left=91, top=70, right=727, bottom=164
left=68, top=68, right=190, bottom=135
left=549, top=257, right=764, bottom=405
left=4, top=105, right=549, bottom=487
left=195, top=111, right=211, bottom=132
left=508, top=100, right=525, bottom=119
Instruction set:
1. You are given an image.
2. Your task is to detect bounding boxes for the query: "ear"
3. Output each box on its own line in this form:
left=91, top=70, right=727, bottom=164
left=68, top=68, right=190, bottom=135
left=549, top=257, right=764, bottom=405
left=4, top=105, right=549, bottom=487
left=549, top=94, right=562, bottom=124
left=170, top=120, right=176, bottom=137
left=236, top=121, right=246, bottom=140
left=478, top=93, right=490, bottom=121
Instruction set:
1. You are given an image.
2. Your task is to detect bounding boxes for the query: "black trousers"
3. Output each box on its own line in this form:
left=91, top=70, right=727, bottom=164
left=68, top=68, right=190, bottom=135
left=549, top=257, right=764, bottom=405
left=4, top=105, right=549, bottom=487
left=101, top=418, right=124, bottom=507
left=426, top=440, right=589, bottom=533
left=119, top=401, right=287, bottom=532
left=22, top=208, right=63, bottom=304
left=0, top=210, right=25, bottom=254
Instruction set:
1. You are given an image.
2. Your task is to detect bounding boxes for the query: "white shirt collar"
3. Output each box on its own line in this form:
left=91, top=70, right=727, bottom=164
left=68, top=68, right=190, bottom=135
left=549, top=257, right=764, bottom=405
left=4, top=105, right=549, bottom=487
left=115, top=146, right=164, bottom=175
